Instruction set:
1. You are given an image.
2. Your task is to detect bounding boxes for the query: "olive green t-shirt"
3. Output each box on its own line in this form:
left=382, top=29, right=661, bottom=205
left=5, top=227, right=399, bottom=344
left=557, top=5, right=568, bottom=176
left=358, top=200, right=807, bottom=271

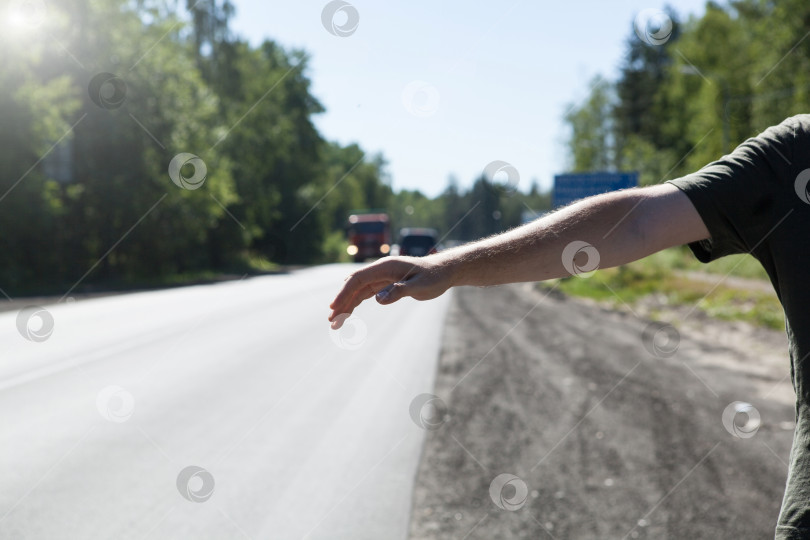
left=668, top=114, right=810, bottom=539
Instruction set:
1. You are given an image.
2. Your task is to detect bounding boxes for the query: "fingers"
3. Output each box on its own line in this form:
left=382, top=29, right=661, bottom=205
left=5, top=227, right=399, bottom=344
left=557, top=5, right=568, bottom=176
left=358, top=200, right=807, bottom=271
left=330, top=280, right=409, bottom=329
left=329, top=259, right=415, bottom=315
left=329, top=272, right=366, bottom=312
left=329, top=278, right=386, bottom=320
left=329, top=259, right=420, bottom=327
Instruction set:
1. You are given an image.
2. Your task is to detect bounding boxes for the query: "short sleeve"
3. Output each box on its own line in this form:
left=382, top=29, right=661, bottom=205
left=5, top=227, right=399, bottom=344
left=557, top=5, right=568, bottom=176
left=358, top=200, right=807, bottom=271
left=667, top=117, right=799, bottom=263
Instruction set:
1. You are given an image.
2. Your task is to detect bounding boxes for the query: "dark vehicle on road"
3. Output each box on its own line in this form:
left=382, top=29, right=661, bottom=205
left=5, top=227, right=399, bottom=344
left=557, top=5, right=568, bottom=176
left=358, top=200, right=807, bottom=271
left=398, top=228, right=439, bottom=257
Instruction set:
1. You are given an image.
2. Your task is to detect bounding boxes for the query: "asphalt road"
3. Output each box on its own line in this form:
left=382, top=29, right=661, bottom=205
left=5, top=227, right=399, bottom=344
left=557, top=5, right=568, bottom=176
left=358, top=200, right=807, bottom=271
left=0, top=264, right=450, bottom=540
left=408, top=284, right=797, bottom=539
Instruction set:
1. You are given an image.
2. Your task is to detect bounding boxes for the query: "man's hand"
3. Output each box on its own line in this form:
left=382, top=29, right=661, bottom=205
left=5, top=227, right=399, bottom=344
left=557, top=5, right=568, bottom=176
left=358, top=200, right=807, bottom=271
left=328, top=255, right=454, bottom=329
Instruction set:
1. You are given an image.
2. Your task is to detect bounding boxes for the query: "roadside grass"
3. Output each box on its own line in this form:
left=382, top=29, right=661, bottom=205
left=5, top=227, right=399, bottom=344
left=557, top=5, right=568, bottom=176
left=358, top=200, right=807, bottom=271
left=133, top=251, right=282, bottom=287
left=656, top=246, right=771, bottom=280
left=138, top=251, right=283, bottom=287
left=541, top=247, right=784, bottom=330
left=26, top=251, right=284, bottom=297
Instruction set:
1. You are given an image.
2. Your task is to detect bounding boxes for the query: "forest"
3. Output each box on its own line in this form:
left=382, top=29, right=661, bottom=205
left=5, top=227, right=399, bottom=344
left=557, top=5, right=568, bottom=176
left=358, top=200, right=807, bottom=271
left=2, top=0, right=809, bottom=294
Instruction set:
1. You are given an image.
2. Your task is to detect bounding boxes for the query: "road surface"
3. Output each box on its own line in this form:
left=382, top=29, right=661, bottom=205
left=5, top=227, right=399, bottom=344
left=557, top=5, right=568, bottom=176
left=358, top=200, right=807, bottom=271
left=408, top=284, right=796, bottom=539
left=0, top=264, right=450, bottom=540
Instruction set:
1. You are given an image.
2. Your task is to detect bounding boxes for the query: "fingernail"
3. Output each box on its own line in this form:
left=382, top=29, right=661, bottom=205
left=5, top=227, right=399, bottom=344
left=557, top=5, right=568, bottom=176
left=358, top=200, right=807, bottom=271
left=376, top=287, right=390, bottom=301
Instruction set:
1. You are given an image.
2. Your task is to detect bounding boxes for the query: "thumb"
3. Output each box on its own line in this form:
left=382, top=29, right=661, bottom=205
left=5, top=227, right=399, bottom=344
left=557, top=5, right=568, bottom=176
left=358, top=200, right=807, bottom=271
left=375, top=281, right=409, bottom=305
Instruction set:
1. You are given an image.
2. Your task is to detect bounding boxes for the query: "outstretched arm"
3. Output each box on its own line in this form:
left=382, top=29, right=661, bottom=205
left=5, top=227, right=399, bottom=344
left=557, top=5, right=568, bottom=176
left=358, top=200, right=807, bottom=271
left=328, top=182, right=709, bottom=328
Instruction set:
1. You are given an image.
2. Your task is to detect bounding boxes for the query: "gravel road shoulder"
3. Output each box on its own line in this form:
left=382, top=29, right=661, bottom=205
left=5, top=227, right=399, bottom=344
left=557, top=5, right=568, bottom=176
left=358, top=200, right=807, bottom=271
left=408, top=284, right=795, bottom=539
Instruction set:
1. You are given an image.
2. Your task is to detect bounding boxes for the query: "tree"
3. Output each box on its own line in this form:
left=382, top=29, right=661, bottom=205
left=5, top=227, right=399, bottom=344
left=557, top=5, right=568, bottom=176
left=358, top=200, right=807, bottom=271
left=613, top=6, right=681, bottom=159
left=564, top=77, right=615, bottom=172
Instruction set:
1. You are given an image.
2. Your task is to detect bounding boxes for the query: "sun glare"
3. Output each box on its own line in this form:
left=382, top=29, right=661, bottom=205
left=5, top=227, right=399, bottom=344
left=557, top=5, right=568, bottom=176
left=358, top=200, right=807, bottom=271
left=6, top=0, right=47, bottom=31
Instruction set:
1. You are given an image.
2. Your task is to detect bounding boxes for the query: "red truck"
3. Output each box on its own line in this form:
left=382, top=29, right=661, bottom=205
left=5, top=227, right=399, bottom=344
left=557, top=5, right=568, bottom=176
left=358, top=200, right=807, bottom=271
left=346, top=212, right=391, bottom=263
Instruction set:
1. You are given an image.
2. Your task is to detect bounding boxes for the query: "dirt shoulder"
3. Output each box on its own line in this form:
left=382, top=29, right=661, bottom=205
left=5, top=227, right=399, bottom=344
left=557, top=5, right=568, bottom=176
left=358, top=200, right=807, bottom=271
left=408, top=284, right=794, bottom=539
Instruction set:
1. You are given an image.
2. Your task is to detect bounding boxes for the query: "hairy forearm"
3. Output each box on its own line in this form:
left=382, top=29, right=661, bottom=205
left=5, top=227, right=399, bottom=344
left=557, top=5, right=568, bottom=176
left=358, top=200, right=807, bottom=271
left=439, top=187, right=666, bottom=287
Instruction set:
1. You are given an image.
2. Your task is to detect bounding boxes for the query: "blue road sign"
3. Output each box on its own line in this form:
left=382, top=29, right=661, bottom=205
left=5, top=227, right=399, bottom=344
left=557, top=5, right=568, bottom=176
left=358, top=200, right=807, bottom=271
left=553, top=172, right=639, bottom=208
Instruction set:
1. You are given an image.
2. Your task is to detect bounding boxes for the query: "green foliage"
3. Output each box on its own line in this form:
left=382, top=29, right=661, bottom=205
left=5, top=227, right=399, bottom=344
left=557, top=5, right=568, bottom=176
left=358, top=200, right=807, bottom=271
left=546, top=248, right=784, bottom=330
left=560, top=0, right=810, bottom=310
left=385, top=175, right=552, bottom=245
left=319, top=143, right=393, bottom=240
left=1, top=0, right=395, bottom=293
left=0, top=0, right=562, bottom=295
left=321, top=230, right=351, bottom=264
left=614, top=6, right=681, bottom=153
left=565, top=77, right=615, bottom=172
left=565, top=1, right=810, bottom=185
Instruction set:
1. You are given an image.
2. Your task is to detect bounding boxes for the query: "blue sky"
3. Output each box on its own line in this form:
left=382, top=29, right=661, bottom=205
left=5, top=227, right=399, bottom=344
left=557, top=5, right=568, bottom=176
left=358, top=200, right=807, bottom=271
left=229, top=1, right=709, bottom=197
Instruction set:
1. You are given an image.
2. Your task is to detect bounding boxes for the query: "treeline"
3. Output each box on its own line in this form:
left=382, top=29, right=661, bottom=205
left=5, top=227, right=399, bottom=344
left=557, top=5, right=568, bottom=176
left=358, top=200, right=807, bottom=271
left=565, top=0, right=810, bottom=184
left=1, top=0, right=396, bottom=294
left=1, top=0, right=556, bottom=293
left=389, top=178, right=550, bottom=246
left=14, top=1, right=801, bottom=295
left=1, top=0, right=557, bottom=294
